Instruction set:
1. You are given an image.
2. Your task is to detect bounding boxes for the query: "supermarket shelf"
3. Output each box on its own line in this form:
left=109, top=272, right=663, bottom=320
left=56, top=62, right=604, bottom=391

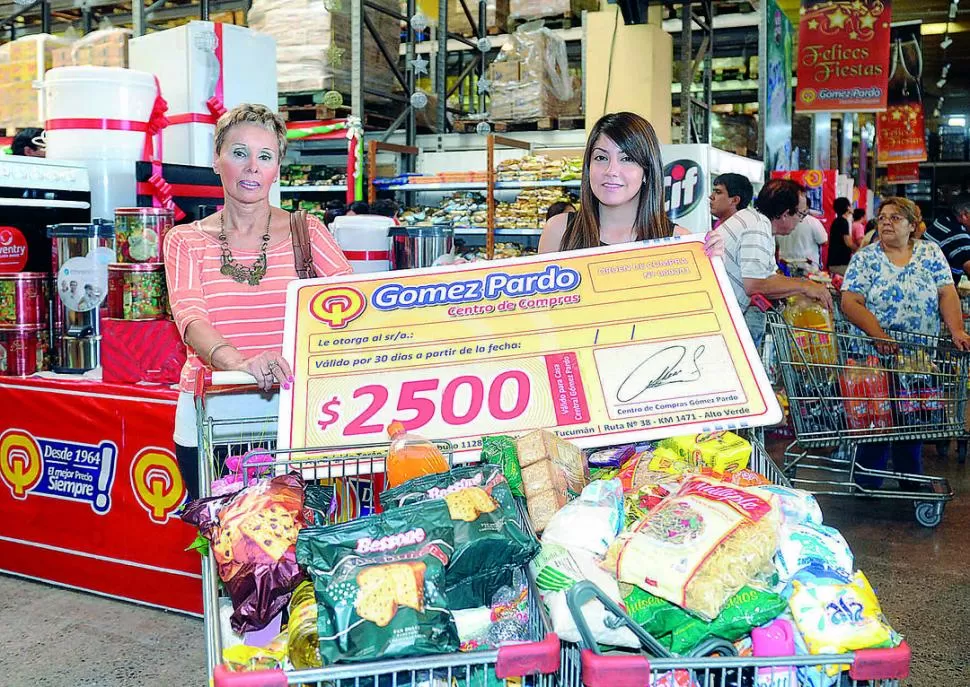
left=495, top=180, right=581, bottom=189
left=400, top=27, right=583, bottom=56
left=454, top=227, right=542, bottom=236
left=280, top=185, right=348, bottom=193
left=382, top=182, right=488, bottom=191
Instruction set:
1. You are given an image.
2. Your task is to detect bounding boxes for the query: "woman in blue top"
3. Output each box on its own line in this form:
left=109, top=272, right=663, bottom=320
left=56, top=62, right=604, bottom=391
left=841, top=197, right=970, bottom=488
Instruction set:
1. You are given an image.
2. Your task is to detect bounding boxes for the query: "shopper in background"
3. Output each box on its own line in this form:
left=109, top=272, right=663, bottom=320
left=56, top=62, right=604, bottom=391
left=923, top=192, right=970, bottom=284
left=346, top=200, right=369, bottom=216
left=851, top=208, right=867, bottom=250
left=323, top=199, right=346, bottom=228
left=841, top=197, right=970, bottom=488
left=164, top=103, right=352, bottom=499
left=709, top=173, right=753, bottom=228
left=776, top=211, right=828, bottom=274
left=538, top=111, right=722, bottom=255
left=545, top=200, right=576, bottom=221
left=826, top=197, right=853, bottom=274
left=371, top=198, right=401, bottom=223
left=716, top=178, right=833, bottom=346
left=11, top=128, right=45, bottom=157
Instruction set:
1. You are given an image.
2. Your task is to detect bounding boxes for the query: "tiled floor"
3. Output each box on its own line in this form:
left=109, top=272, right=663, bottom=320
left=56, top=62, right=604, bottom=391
left=0, top=443, right=965, bottom=686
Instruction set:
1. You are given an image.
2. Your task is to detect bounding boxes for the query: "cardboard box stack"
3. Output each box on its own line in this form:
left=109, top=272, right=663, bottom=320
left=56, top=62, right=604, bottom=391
left=488, top=27, right=573, bottom=121
left=449, top=0, right=509, bottom=36
left=508, top=0, right=597, bottom=22
left=248, top=0, right=400, bottom=97
left=51, top=29, right=131, bottom=68
left=0, top=34, right=71, bottom=129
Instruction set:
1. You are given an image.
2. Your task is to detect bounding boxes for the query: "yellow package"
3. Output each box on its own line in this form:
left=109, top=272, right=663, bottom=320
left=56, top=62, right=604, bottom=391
left=660, top=431, right=751, bottom=473
left=222, top=633, right=287, bottom=672
left=789, top=571, right=900, bottom=659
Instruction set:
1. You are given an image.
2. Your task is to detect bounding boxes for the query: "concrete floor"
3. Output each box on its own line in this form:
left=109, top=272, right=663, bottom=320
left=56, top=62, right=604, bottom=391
left=0, top=445, right=966, bottom=686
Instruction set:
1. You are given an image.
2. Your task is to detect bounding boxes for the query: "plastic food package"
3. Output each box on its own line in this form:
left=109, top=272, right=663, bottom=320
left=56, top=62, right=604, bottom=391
left=481, top=435, right=524, bottom=497
left=379, top=465, right=539, bottom=608
left=516, top=429, right=588, bottom=533
left=531, top=544, right=640, bottom=648
left=488, top=27, right=574, bottom=121
left=296, top=503, right=459, bottom=664
left=605, top=476, right=779, bottom=619
left=659, top=431, right=752, bottom=474
left=663, top=586, right=788, bottom=655
left=542, top=479, right=623, bottom=557
left=751, top=484, right=823, bottom=526
left=385, top=421, right=449, bottom=488
left=455, top=571, right=529, bottom=651
left=222, top=633, right=288, bottom=672
left=789, top=572, right=901, bottom=656
left=287, top=581, right=322, bottom=669
left=776, top=523, right=854, bottom=588
left=181, top=474, right=306, bottom=633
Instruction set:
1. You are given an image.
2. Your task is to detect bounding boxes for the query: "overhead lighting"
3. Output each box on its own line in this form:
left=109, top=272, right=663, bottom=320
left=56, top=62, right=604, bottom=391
left=950, top=2, right=959, bottom=19
left=948, top=115, right=966, bottom=127
left=938, top=77, right=948, bottom=88
left=942, top=35, right=954, bottom=48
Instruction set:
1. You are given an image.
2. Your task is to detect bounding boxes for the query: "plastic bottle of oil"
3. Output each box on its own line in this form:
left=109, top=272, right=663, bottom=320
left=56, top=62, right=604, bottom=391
left=783, top=295, right=837, bottom=367
left=385, top=421, right=449, bottom=488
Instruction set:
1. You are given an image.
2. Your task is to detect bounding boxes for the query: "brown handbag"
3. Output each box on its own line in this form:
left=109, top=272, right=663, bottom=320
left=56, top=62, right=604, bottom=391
left=289, top=210, right=317, bottom=279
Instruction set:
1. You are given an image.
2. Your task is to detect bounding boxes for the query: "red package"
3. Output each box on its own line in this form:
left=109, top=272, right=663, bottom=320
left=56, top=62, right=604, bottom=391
left=101, top=318, right=186, bottom=384
left=182, top=473, right=306, bottom=632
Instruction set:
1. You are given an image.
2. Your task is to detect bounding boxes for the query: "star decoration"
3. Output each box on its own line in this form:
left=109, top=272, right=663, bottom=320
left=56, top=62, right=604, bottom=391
left=859, top=14, right=876, bottom=29
left=891, top=109, right=902, bottom=120
left=852, top=0, right=864, bottom=11
left=328, top=44, right=344, bottom=68
left=409, top=56, right=429, bottom=76
left=808, top=18, right=819, bottom=30
left=477, top=77, right=491, bottom=95
left=828, top=9, right=847, bottom=28
left=849, top=31, right=859, bottom=40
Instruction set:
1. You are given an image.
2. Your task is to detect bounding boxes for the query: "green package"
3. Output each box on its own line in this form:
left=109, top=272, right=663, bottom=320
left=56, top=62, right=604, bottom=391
left=380, top=464, right=540, bottom=608
left=481, top=435, right=524, bottom=497
left=623, top=584, right=692, bottom=638
left=296, top=502, right=459, bottom=664
left=302, top=484, right=336, bottom=526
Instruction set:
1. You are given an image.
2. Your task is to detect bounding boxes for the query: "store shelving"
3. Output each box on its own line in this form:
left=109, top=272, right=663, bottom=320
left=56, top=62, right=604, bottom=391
left=453, top=227, right=543, bottom=236
left=378, top=179, right=580, bottom=192
left=280, top=185, right=348, bottom=194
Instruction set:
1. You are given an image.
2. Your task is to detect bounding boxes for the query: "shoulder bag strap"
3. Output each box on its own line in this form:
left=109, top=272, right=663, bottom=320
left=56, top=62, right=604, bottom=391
left=290, top=210, right=317, bottom=280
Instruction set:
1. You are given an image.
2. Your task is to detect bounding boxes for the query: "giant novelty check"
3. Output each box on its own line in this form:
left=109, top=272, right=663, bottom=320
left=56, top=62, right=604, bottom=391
left=278, top=236, right=781, bottom=460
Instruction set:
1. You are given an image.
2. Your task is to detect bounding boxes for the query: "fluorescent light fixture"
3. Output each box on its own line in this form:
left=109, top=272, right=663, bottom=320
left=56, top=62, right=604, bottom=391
left=947, top=116, right=966, bottom=127
left=938, top=78, right=948, bottom=88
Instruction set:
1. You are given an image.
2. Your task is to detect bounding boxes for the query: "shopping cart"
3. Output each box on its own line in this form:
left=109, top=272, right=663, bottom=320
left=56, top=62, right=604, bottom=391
left=554, top=435, right=912, bottom=687
left=193, top=371, right=561, bottom=687
left=935, top=292, right=970, bottom=463
left=767, top=310, right=963, bottom=528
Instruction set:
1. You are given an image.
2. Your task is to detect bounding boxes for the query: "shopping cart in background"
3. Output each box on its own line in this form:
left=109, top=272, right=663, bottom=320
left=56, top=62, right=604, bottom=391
left=934, top=290, right=970, bottom=463
left=767, top=310, right=964, bottom=527
left=193, top=371, right=561, bottom=687
left=553, top=435, right=912, bottom=687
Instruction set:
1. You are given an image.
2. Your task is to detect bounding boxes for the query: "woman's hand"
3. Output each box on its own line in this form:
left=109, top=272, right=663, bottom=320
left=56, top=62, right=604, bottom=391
left=232, top=351, right=293, bottom=392
left=704, top=230, right=725, bottom=258
left=874, top=337, right=900, bottom=356
left=950, top=329, right=970, bottom=352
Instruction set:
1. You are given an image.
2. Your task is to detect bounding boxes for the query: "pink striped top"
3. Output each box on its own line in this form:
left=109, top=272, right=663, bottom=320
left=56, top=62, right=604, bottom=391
left=163, top=215, right=352, bottom=392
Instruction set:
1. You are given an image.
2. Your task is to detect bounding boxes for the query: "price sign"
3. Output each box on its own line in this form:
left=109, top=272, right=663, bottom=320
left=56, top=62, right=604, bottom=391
left=279, top=237, right=780, bottom=460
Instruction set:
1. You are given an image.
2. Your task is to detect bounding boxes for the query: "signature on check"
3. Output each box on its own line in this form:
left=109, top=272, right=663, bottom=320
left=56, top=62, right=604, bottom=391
left=616, top=344, right=706, bottom=403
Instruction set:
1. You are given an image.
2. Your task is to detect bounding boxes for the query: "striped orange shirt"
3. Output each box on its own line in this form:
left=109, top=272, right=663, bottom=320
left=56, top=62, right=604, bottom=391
left=163, top=215, right=352, bottom=392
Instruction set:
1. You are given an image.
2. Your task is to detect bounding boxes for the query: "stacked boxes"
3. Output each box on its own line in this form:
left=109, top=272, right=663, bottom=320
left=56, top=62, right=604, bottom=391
left=508, top=0, right=597, bottom=22
left=449, top=0, right=510, bottom=36
left=0, top=34, right=71, bottom=129
left=488, top=28, right=573, bottom=121
left=51, top=29, right=131, bottom=69
left=248, top=0, right=400, bottom=97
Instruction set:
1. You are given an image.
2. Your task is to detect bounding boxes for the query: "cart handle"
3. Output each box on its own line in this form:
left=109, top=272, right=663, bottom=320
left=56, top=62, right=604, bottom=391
left=848, top=641, right=911, bottom=680
left=494, top=632, right=562, bottom=678
left=193, top=367, right=261, bottom=401
left=565, top=581, right=670, bottom=657
left=212, top=664, right=287, bottom=686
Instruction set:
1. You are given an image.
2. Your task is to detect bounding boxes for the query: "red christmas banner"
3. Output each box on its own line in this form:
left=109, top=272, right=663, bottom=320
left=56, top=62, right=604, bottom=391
left=796, top=0, right=892, bottom=113
left=886, top=162, right=921, bottom=183
left=877, top=22, right=927, bottom=164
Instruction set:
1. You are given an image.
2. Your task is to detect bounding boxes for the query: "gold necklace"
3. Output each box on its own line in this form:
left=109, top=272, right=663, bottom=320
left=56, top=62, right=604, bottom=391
left=218, top=211, right=272, bottom=286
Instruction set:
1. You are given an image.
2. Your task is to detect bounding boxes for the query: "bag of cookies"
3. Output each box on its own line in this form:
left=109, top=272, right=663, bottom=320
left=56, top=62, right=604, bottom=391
left=380, top=464, right=540, bottom=608
left=182, top=473, right=306, bottom=633
left=296, top=504, right=460, bottom=664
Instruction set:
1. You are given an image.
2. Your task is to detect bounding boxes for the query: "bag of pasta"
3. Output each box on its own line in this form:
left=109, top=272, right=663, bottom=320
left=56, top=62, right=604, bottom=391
left=604, top=476, right=779, bottom=620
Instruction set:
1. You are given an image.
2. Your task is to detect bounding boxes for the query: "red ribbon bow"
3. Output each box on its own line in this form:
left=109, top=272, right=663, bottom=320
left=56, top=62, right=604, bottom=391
left=206, top=96, right=227, bottom=121
left=147, top=171, right=186, bottom=221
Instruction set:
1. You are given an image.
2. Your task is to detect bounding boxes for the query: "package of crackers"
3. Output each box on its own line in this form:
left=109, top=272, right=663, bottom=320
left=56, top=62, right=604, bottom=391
left=296, top=503, right=459, bottom=664
left=182, top=473, right=306, bottom=633
left=380, top=464, right=540, bottom=608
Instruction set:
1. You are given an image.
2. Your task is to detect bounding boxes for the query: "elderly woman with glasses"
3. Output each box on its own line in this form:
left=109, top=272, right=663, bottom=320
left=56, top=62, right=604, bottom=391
left=840, top=196, right=970, bottom=489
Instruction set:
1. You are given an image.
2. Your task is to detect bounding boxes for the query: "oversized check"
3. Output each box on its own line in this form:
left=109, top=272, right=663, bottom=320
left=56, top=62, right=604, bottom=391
left=279, top=236, right=781, bottom=459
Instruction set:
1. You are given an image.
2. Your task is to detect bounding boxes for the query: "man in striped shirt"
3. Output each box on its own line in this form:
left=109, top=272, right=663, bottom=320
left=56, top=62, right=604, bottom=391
left=716, top=178, right=833, bottom=346
left=924, top=193, right=970, bottom=284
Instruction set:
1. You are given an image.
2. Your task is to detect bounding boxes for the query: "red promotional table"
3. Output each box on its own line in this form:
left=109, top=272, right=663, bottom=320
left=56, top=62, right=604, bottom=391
left=0, top=376, right=202, bottom=615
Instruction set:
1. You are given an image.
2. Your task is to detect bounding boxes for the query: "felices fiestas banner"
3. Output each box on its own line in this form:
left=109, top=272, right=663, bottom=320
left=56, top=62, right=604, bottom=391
left=796, top=0, right=892, bottom=112
left=877, top=22, right=927, bottom=164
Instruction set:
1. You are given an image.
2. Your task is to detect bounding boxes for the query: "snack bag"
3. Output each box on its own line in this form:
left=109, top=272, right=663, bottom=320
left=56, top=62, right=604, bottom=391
left=222, top=633, right=288, bottom=672
left=296, top=503, right=459, bottom=663
left=623, top=585, right=692, bottom=638
left=660, top=431, right=751, bottom=474
left=617, top=446, right=693, bottom=488
left=380, top=464, right=540, bottom=607
left=542, top=479, right=623, bottom=557
left=182, top=473, right=306, bottom=633
left=287, top=581, right=322, bottom=669
left=481, top=435, right=524, bottom=497
left=605, top=476, right=779, bottom=619
left=663, top=586, right=788, bottom=655
left=623, top=472, right=685, bottom=526
left=789, top=572, right=901, bottom=656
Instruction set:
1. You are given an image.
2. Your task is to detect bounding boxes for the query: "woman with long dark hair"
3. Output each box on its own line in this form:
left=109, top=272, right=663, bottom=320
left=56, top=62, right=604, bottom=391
left=539, top=112, right=717, bottom=252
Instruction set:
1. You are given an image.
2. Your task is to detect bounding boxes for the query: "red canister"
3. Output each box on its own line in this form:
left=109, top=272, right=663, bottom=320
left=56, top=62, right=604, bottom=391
left=0, top=324, right=49, bottom=376
left=0, top=272, right=49, bottom=326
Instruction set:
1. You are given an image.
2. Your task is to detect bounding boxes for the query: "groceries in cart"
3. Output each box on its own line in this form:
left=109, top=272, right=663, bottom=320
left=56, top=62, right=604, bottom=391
left=782, top=295, right=838, bottom=368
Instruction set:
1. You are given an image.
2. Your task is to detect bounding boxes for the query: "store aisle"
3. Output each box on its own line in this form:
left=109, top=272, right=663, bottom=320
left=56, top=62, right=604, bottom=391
left=0, top=445, right=965, bottom=686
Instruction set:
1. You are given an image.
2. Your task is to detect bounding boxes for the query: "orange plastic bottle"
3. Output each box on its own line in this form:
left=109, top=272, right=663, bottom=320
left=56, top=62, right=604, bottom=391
left=385, top=421, right=450, bottom=487
left=784, top=296, right=837, bottom=366
left=863, top=355, right=893, bottom=429
left=839, top=359, right=870, bottom=430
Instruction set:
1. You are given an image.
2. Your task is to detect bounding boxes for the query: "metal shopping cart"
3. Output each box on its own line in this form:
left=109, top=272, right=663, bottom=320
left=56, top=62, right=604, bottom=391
left=767, top=309, right=964, bottom=528
left=554, top=435, right=912, bottom=687
left=193, top=371, right=561, bottom=687
left=934, top=291, right=970, bottom=463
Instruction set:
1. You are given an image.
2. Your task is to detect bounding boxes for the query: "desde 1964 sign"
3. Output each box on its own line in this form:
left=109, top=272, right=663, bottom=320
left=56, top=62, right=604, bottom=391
left=796, top=0, right=892, bottom=112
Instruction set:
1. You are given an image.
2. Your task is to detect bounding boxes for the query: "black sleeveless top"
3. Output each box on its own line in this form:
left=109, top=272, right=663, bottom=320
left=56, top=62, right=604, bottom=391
left=563, top=212, right=619, bottom=248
